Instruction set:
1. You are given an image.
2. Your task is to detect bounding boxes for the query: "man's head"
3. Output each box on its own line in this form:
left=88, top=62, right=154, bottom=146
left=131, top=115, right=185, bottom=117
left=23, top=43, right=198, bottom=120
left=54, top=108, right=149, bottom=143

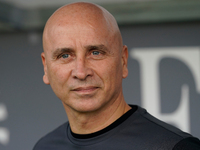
left=41, top=2, right=128, bottom=113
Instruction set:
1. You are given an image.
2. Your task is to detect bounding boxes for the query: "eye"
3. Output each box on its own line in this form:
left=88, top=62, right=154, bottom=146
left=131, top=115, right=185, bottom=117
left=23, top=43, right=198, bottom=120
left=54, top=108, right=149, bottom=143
left=61, top=54, right=69, bottom=58
left=92, top=51, right=100, bottom=55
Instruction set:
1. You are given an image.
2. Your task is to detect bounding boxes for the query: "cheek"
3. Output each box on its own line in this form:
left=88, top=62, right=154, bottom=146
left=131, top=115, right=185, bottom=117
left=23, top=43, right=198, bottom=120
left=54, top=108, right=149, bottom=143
left=48, top=65, right=70, bottom=86
left=47, top=65, right=72, bottom=100
left=96, top=59, right=122, bottom=87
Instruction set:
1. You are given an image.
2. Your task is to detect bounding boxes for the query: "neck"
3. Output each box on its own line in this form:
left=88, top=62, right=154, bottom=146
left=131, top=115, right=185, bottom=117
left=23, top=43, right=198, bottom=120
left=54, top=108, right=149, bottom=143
left=64, top=98, right=131, bottom=135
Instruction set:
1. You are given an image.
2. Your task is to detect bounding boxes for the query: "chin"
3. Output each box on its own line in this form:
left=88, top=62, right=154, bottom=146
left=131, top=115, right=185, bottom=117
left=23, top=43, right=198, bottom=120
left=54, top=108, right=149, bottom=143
left=66, top=98, right=105, bottom=113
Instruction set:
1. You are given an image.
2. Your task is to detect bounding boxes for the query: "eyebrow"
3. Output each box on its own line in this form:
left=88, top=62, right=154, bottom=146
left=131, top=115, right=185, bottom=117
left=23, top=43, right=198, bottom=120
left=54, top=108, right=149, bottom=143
left=85, top=44, right=109, bottom=52
left=52, top=47, right=74, bottom=59
left=51, top=44, right=110, bottom=59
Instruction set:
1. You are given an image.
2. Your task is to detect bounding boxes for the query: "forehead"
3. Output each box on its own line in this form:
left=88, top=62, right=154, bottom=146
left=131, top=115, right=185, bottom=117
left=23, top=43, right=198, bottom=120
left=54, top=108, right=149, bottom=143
left=44, top=19, right=113, bottom=52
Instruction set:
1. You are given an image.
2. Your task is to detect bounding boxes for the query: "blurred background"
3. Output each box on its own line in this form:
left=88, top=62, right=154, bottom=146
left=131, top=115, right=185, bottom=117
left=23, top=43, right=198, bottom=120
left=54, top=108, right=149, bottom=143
left=0, top=0, right=200, bottom=149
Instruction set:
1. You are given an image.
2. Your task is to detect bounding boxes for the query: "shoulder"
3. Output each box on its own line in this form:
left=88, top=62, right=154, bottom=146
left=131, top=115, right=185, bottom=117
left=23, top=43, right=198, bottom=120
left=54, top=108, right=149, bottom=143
left=33, top=122, right=69, bottom=150
left=134, top=106, right=192, bottom=138
left=127, top=105, right=200, bottom=149
left=173, top=137, right=200, bottom=150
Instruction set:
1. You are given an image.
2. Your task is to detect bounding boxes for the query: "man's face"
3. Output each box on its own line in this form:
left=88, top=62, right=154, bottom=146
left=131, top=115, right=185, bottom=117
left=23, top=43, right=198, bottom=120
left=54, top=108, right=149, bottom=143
left=42, top=20, right=128, bottom=113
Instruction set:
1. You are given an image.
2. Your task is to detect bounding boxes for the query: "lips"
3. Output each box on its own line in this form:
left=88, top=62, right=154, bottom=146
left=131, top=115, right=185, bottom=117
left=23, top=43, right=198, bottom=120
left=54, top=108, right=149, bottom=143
left=72, top=86, right=99, bottom=93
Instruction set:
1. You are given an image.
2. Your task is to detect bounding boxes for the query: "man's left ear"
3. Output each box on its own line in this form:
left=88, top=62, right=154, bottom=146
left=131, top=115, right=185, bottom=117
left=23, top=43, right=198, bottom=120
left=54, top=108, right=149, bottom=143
left=122, top=45, right=128, bottom=78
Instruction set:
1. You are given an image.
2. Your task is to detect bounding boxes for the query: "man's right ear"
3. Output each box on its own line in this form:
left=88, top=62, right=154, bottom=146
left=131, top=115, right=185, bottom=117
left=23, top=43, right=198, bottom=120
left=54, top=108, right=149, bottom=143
left=41, top=52, right=50, bottom=85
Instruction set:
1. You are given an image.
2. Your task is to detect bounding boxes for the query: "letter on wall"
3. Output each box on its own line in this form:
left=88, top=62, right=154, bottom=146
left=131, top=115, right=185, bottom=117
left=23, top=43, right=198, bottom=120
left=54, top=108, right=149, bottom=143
left=131, top=47, right=200, bottom=132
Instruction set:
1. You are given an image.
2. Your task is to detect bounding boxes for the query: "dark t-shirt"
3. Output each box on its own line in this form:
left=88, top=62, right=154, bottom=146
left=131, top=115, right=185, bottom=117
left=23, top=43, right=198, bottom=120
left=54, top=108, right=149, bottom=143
left=33, top=105, right=200, bottom=150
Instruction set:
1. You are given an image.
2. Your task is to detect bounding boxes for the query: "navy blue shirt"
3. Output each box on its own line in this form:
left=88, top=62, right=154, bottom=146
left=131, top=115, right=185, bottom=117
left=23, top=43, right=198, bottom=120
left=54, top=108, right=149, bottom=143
left=33, top=105, right=200, bottom=150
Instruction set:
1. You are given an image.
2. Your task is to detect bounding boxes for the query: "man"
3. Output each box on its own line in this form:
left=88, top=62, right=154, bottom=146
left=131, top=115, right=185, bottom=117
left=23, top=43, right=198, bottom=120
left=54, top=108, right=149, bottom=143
left=33, top=2, right=200, bottom=150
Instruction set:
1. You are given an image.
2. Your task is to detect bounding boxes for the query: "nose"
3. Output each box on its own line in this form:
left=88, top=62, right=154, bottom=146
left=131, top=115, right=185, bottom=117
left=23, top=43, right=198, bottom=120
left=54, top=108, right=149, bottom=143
left=71, top=58, right=93, bottom=80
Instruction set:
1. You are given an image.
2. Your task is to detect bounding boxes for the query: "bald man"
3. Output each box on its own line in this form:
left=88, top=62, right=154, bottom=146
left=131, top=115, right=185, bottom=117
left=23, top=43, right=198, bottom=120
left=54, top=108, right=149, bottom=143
left=33, top=2, right=200, bottom=150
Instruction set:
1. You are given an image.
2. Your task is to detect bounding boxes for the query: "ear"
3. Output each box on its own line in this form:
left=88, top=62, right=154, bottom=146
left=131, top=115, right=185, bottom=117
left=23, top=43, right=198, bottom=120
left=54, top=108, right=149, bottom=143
left=122, top=45, right=128, bottom=78
left=41, top=52, right=50, bottom=84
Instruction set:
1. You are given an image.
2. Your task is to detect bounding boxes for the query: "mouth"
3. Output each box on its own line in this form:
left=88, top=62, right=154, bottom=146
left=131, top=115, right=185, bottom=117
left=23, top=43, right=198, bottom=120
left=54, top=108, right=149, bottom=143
left=71, top=86, right=99, bottom=94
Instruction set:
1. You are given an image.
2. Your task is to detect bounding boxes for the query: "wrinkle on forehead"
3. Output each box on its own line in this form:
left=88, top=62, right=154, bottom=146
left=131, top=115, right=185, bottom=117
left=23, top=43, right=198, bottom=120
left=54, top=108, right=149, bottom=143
left=43, top=2, right=122, bottom=53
